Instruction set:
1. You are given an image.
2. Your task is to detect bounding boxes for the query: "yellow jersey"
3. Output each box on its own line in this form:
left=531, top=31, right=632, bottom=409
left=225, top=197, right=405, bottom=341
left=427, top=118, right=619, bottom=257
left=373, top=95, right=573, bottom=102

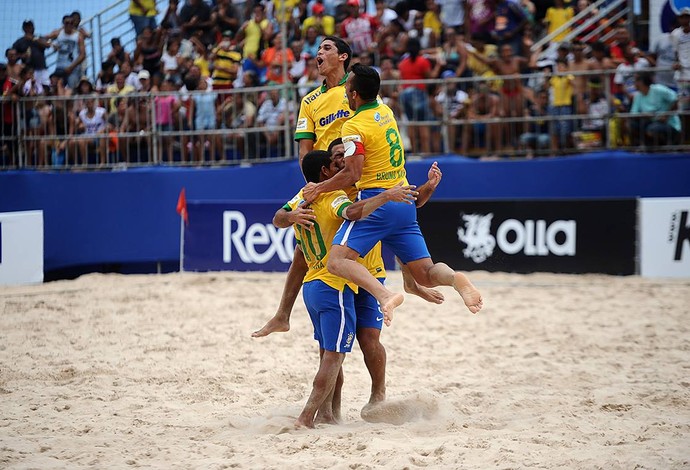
left=294, top=74, right=352, bottom=151
left=341, top=101, right=408, bottom=190
left=129, top=0, right=156, bottom=16
left=285, top=190, right=357, bottom=292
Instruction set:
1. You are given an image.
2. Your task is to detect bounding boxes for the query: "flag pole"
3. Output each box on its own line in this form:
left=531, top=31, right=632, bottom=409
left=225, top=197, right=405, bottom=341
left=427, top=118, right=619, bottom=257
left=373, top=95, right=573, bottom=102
left=179, top=214, right=184, bottom=272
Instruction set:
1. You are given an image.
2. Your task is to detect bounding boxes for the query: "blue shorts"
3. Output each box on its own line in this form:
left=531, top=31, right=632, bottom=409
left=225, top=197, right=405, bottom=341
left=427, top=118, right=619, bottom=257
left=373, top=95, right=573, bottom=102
left=303, top=280, right=356, bottom=353
left=355, top=278, right=385, bottom=330
left=333, top=189, right=430, bottom=264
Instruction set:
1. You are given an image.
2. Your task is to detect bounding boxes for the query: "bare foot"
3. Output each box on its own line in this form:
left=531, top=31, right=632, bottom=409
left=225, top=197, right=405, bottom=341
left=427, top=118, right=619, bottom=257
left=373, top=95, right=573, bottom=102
left=294, top=418, right=314, bottom=429
left=404, top=281, right=444, bottom=304
left=314, top=413, right=339, bottom=425
left=251, top=315, right=290, bottom=337
left=380, top=293, right=404, bottom=326
left=453, top=272, right=483, bottom=314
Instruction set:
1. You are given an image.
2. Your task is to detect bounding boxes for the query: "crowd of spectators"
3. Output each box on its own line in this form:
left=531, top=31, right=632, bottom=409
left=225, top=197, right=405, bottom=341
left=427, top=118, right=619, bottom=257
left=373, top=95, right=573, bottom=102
left=1, top=0, right=689, bottom=167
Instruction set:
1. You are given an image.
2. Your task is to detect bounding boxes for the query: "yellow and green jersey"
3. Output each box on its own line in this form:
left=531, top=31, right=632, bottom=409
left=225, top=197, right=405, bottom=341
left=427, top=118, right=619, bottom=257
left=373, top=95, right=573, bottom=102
left=294, top=74, right=352, bottom=150
left=285, top=189, right=357, bottom=292
left=341, top=101, right=408, bottom=190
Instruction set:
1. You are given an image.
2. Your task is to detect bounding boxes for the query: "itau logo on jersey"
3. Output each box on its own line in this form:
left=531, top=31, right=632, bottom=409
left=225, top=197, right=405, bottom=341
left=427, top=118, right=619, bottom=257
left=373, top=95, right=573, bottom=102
left=457, top=212, right=576, bottom=263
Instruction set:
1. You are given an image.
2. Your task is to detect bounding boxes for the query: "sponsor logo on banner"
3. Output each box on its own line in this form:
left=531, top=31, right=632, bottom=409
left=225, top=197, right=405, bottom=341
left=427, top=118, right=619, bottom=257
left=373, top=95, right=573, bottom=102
left=222, top=211, right=294, bottom=264
left=457, top=213, right=576, bottom=263
left=416, top=200, right=635, bottom=274
left=640, top=198, right=690, bottom=278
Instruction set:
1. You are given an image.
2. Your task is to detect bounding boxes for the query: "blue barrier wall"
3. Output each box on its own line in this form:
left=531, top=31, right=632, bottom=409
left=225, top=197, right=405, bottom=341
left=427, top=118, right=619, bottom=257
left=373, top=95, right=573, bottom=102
left=1, top=151, right=689, bottom=274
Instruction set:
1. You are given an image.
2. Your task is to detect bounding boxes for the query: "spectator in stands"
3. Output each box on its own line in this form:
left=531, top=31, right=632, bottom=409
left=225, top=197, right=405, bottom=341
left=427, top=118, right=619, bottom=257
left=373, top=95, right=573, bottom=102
left=437, top=0, right=465, bottom=33
left=162, top=0, right=182, bottom=32
left=154, top=78, right=180, bottom=163
left=340, top=0, right=379, bottom=56
left=51, top=15, right=86, bottom=90
left=630, top=73, right=681, bottom=146
left=180, top=0, right=215, bottom=46
left=461, top=82, right=501, bottom=157
left=648, top=29, right=677, bottom=91
left=423, top=0, right=443, bottom=37
left=134, top=26, right=164, bottom=75
left=406, top=15, right=437, bottom=51
left=256, top=83, right=289, bottom=149
left=398, top=37, right=443, bottom=154
left=568, top=40, right=589, bottom=114
left=138, top=69, right=153, bottom=92
left=70, top=11, right=92, bottom=40
left=119, top=61, right=140, bottom=91
left=5, top=49, right=22, bottom=82
left=191, top=76, right=220, bottom=162
left=439, top=27, right=469, bottom=80
left=107, top=38, right=132, bottom=71
left=237, top=3, right=274, bottom=60
left=671, top=8, right=690, bottom=140
left=161, top=38, right=182, bottom=80
left=120, top=94, right=152, bottom=163
left=76, top=95, right=108, bottom=165
left=296, top=55, right=321, bottom=98
left=129, top=0, right=158, bottom=37
left=214, top=0, right=241, bottom=38
left=107, top=96, right=128, bottom=160
left=543, top=0, right=574, bottom=44
left=218, top=86, right=258, bottom=160
left=303, top=3, right=335, bottom=36
left=260, top=33, right=295, bottom=84
left=96, top=60, right=116, bottom=92
left=0, top=63, right=17, bottom=166
left=580, top=76, right=609, bottom=136
left=608, top=24, right=634, bottom=66
left=518, top=88, right=550, bottom=157
left=107, top=72, right=136, bottom=113
left=491, top=0, right=528, bottom=55
left=302, top=26, right=323, bottom=59
left=374, top=0, right=399, bottom=28
left=13, top=20, right=51, bottom=89
left=586, top=40, right=615, bottom=72
left=212, top=32, right=242, bottom=92
left=573, top=0, right=600, bottom=44
left=613, top=42, right=650, bottom=106
left=466, top=0, right=495, bottom=43
left=379, top=55, right=401, bottom=115
left=549, top=58, right=574, bottom=152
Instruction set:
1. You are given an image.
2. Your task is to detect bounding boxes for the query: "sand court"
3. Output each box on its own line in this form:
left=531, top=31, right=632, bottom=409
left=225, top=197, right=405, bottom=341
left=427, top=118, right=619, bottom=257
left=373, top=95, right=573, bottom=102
left=1, top=271, right=689, bottom=468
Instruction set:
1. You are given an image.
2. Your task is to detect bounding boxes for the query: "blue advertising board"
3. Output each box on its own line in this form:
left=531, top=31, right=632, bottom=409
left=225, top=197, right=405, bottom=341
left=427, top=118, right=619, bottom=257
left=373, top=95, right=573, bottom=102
left=184, top=201, right=296, bottom=272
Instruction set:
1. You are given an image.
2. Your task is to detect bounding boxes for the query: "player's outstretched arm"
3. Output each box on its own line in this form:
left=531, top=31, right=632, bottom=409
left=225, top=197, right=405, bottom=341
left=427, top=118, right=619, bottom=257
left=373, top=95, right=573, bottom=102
left=415, top=161, right=442, bottom=208
left=252, top=246, right=308, bottom=337
left=343, top=182, right=417, bottom=221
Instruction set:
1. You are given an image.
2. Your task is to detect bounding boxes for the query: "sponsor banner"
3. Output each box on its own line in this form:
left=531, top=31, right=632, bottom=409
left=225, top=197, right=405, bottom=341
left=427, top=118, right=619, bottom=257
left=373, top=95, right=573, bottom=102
left=417, top=200, right=636, bottom=275
left=640, top=198, right=690, bottom=278
left=185, top=201, right=296, bottom=272
left=183, top=201, right=396, bottom=273
left=0, top=211, right=43, bottom=285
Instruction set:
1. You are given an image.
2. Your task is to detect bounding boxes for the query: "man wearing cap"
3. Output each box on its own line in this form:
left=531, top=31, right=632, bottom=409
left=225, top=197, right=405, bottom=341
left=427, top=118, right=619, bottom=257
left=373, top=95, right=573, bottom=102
left=12, top=20, right=51, bottom=88
left=302, top=3, right=336, bottom=36
left=137, top=70, right=152, bottom=92
left=671, top=7, right=690, bottom=139
left=340, top=0, right=380, bottom=56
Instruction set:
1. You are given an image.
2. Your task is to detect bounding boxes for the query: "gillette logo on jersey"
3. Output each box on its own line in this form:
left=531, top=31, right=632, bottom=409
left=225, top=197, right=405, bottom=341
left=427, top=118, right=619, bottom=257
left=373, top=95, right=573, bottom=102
left=319, top=109, right=350, bottom=127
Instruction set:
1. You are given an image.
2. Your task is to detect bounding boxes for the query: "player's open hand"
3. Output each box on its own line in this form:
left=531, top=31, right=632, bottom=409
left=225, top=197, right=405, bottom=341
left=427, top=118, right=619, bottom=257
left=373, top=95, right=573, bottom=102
left=302, top=182, right=320, bottom=204
left=289, top=207, right=316, bottom=228
left=385, top=182, right=418, bottom=204
left=427, top=161, right=442, bottom=189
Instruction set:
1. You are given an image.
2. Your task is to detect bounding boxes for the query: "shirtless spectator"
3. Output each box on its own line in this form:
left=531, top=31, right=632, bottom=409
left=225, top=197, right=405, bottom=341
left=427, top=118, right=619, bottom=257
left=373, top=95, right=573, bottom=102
left=462, top=83, right=501, bottom=157
left=568, top=40, right=589, bottom=114
left=5, top=49, right=22, bottom=82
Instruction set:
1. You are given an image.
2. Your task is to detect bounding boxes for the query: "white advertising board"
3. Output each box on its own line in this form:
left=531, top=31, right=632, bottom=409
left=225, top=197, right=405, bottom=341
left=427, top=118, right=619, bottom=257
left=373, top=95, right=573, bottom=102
left=640, top=198, right=690, bottom=278
left=0, top=211, right=44, bottom=285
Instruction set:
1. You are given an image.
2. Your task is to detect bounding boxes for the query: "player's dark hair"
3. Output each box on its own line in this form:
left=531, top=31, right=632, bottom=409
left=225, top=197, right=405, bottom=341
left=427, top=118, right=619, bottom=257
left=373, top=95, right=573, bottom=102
left=328, top=138, right=343, bottom=154
left=350, top=63, right=380, bottom=101
left=322, top=36, right=352, bottom=72
left=302, top=150, right=332, bottom=183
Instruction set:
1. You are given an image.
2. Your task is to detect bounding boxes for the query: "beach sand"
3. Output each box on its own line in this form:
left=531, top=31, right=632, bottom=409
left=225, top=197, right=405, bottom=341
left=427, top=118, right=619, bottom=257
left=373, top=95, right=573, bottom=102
left=1, top=271, right=689, bottom=469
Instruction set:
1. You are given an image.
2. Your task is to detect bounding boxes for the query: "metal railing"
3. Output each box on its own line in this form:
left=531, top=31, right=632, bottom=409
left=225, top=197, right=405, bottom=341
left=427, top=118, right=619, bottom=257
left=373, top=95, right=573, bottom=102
left=1, top=69, right=688, bottom=170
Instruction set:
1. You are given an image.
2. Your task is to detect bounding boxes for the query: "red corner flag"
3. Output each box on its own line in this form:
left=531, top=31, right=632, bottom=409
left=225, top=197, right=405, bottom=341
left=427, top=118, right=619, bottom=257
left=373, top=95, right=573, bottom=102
left=176, top=188, right=188, bottom=225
